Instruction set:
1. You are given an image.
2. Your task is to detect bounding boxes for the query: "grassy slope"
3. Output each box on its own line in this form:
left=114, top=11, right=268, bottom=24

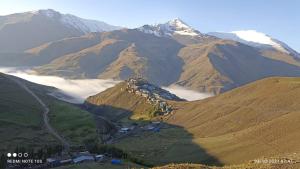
left=56, top=161, right=145, bottom=169
left=167, top=77, right=300, bottom=164
left=153, top=163, right=300, bottom=169
left=48, top=100, right=98, bottom=145
left=108, top=77, right=300, bottom=166
left=114, top=127, right=221, bottom=166
left=0, top=73, right=98, bottom=152
left=85, top=81, right=223, bottom=166
left=0, top=73, right=57, bottom=152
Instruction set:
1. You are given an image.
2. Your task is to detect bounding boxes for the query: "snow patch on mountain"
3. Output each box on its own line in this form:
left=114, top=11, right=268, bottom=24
left=138, top=18, right=201, bottom=37
left=32, top=9, right=57, bottom=17
left=231, top=30, right=288, bottom=53
left=61, top=14, right=119, bottom=33
left=209, top=30, right=299, bottom=57
left=32, top=9, right=121, bottom=33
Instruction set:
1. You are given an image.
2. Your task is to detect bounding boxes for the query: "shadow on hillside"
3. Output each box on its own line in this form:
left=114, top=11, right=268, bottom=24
left=84, top=103, right=223, bottom=166
left=209, top=43, right=300, bottom=92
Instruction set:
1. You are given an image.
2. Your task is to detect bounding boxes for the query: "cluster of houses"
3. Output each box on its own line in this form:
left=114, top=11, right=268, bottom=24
left=143, top=121, right=161, bottom=132
left=125, top=78, right=182, bottom=115
left=46, top=151, right=121, bottom=168
left=118, top=121, right=161, bottom=134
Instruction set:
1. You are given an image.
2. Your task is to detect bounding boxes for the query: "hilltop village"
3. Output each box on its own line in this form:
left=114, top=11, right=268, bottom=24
left=125, top=78, right=184, bottom=116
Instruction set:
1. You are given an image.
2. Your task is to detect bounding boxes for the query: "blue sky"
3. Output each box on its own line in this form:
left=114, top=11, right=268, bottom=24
left=0, top=0, right=299, bottom=52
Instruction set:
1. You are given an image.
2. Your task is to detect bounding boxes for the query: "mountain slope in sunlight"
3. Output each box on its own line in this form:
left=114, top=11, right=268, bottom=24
left=168, top=77, right=300, bottom=164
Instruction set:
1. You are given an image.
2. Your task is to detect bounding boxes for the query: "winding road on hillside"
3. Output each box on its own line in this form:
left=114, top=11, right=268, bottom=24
left=8, top=76, right=70, bottom=150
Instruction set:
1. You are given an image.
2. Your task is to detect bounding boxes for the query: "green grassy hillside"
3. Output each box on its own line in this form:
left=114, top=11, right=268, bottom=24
left=55, top=161, right=145, bottom=169
left=0, top=73, right=58, bottom=152
left=48, top=100, right=98, bottom=145
left=0, top=73, right=98, bottom=153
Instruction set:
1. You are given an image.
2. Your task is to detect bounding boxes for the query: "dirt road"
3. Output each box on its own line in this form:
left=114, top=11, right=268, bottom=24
left=9, top=76, right=70, bottom=150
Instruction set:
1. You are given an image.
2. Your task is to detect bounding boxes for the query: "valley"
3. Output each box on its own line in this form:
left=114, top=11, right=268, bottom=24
left=84, top=77, right=300, bottom=167
left=0, top=6, right=300, bottom=169
left=1, top=70, right=300, bottom=169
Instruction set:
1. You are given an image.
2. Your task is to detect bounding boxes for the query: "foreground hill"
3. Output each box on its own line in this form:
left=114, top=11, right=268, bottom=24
left=167, top=77, right=300, bottom=164
left=88, top=77, right=300, bottom=166
left=0, top=73, right=57, bottom=151
left=0, top=73, right=98, bottom=153
left=153, top=162, right=300, bottom=169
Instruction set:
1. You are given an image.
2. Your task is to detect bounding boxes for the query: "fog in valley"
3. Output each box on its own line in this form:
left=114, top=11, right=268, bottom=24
left=0, top=67, right=213, bottom=103
left=163, top=85, right=213, bottom=101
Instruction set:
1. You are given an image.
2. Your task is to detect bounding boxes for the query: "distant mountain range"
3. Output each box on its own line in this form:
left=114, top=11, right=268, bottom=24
left=0, top=9, right=120, bottom=52
left=0, top=9, right=300, bottom=94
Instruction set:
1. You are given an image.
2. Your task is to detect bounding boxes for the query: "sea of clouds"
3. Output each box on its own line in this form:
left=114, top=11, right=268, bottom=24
left=163, top=85, right=213, bottom=101
left=0, top=67, right=213, bottom=103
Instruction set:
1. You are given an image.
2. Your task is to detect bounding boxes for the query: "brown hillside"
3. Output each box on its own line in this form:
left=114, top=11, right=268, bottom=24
left=152, top=162, right=300, bottom=169
left=25, top=33, right=103, bottom=65
left=167, top=77, right=300, bottom=164
left=7, top=28, right=298, bottom=94
left=176, top=40, right=300, bottom=94
left=35, top=36, right=300, bottom=94
left=175, top=40, right=233, bottom=94
left=36, top=29, right=184, bottom=86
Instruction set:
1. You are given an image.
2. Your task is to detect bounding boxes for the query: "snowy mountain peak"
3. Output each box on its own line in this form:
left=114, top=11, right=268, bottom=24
left=138, top=18, right=201, bottom=37
left=209, top=30, right=299, bottom=57
left=167, top=18, right=190, bottom=29
left=30, top=9, right=121, bottom=33
left=31, top=9, right=60, bottom=17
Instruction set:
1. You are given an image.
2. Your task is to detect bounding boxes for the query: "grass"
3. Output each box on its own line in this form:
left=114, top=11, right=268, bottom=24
left=0, top=74, right=58, bottom=153
left=55, top=161, right=146, bottom=169
left=48, top=101, right=98, bottom=146
left=114, top=126, right=220, bottom=166
left=153, top=163, right=300, bottom=169
left=0, top=78, right=42, bottom=127
left=0, top=120, right=57, bottom=153
left=163, top=77, right=300, bottom=165
left=0, top=73, right=98, bottom=153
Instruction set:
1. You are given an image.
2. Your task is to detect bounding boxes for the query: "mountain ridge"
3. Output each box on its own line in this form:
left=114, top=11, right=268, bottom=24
left=24, top=30, right=300, bottom=94
left=0, top=9, right=121, bottom=52
left=1, top=11, right=300, bottom=95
